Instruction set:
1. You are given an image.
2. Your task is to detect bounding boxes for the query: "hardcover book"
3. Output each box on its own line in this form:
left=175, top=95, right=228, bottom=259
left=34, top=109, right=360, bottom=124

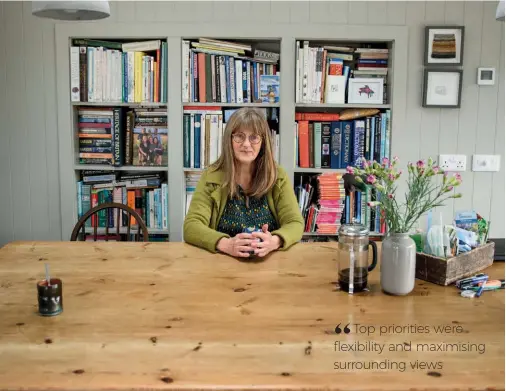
left=132, top=127, right=168, bottom=167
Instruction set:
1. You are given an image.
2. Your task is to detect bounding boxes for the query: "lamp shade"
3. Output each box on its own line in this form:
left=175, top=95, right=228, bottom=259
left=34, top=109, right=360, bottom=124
left=496, top=0, right=505, bottom=21
left=32, top=1, right=110, bottom=21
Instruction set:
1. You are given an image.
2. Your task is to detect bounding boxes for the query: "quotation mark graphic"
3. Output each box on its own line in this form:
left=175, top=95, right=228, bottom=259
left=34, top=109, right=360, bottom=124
left=335, top=323, right=351, bottom=334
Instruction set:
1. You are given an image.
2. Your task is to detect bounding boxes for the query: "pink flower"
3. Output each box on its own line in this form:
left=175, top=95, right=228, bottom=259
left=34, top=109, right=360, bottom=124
left=346, top=166, right=354, bottom=174
left=388, top=173, right=395, bottom=181
left=363, top=160, right=370, bottom=168
left=366, top=174, right=377, bottom=184
left=454, top=173, right=462, bottom=183
left=388, top=194, right=394, bottom=199
left=382, top=157, right=390, bottom=167
left=416, top=160, right=425, bottom=168
left=392, top=156, right=399, bottom=163
left=433, top=166, right=440, bottom=174
left=446, top=186, right=454, bottom=192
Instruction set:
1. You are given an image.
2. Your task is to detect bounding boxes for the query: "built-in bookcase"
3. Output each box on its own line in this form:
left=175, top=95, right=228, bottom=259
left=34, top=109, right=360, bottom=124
left=70, top=37, right=170, bottom=240
left=58, top=25, right=408, bottom=243
left=181, top=38, right=281, bottom=215
left=293, top=39, right=393, bottom=240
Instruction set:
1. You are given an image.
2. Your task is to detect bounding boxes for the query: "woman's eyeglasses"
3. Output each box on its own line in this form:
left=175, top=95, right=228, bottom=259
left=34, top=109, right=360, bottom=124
left=232, top=132, right=262, bottom=145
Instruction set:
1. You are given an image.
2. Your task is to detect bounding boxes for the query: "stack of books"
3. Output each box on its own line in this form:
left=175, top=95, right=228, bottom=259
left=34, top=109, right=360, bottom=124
left=295, top=173, right=345, bottom=235
left=315, top=173, right=345, bottom=234
left=78, top=107, right=114, bottom=165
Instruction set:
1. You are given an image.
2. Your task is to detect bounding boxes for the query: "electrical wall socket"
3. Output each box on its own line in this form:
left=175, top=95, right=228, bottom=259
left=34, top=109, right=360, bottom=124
left=472, top=155, right=501, bottom=172
left=439, top=155, right=467, bottom=171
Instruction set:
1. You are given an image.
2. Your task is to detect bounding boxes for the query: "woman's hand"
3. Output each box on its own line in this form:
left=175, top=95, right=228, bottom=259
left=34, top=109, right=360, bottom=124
left=251, top=224, right=282, bottom=257
left=216, top=233, right=255, bottom=258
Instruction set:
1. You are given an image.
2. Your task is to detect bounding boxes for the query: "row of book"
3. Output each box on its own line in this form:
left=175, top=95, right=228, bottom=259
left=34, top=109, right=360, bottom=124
left=76, top=171, right=168, bottom=230
left=295, top=110, right=391, bottom=169
left=183, top=107, right=280, bottom=169
left=70, top=39, right=168, bottom=104
left=295, top=173, right=386, bottom=235
left=77, top=107, right=168, bottom=167
left=295, top=42, right=389, bottom=104
left=185, top=172, right=202, bottom=216
left=182, top=38, right=280, bottom=104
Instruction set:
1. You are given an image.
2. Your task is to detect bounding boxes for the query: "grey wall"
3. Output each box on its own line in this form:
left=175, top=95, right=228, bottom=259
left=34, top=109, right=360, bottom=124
left=0, top=1, right=503, bottom=247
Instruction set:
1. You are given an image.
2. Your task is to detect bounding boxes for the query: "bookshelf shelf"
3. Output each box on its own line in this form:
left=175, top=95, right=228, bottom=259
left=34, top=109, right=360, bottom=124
left=295, top=168, right=347, bottom=174
left=84, top=227, right=169, bottom=235
left=183, top=102, right=280, bottom=108
left=74, top=165, right=168, bottom=172
left=72, top=102, right=167, bottom=108
left=296, top=103, right=391, bottom=110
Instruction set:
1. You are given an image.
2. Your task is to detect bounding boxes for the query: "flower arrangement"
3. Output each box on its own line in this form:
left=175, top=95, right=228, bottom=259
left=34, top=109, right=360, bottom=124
left=347, top=157, right=463, bottom=234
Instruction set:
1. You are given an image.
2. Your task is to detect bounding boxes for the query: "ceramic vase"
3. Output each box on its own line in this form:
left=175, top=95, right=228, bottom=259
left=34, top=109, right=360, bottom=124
left=380, top=233, right=416, bottom=295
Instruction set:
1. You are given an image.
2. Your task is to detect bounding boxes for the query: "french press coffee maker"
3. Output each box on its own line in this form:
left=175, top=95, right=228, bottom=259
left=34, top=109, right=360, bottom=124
left=337, top=224, right=377, bottom=294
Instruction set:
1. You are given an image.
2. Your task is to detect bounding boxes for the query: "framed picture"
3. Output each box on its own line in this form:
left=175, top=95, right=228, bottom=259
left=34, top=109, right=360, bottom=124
left=347, top=78, right=384, bottom=105
left=424, top=26, right=465, bottom=66
left=422, top=69, right=463, bottom=108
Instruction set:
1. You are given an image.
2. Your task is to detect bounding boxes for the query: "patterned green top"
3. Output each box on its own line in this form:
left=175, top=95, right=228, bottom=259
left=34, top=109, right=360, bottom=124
left=217, top=186, right=279, bottom=237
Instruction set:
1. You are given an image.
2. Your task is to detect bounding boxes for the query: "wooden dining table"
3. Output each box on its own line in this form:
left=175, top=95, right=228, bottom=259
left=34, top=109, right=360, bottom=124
left=0, top=241, right=504, bottom=391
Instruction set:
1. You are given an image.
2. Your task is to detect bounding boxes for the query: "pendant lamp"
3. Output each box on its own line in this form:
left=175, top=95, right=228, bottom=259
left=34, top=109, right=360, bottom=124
left=496, top=0, right=505, bottom=21
left=32, top=1, right=110, bottom=21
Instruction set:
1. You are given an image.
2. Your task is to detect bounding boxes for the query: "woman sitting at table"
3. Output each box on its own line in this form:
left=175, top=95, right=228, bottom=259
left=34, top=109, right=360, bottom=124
left=183, top=107, right=304, bottom=258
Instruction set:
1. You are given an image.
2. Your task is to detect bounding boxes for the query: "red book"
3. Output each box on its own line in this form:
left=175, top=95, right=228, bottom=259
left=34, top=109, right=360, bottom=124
left=298, top=121, right=309, bottom=168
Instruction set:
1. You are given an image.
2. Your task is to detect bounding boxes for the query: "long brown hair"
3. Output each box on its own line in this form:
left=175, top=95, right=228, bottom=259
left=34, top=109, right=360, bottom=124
left=211, top=107, right=277, bottom=198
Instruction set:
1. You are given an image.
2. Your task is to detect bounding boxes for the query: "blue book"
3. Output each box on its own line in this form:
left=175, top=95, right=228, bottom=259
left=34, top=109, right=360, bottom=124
left=194, top=114, right=201, bottom=168
left=380, top=113, right=387, bottom=159
left=330, top=122, right=341, bottom=169
left=253, top=62, right=258, bottom=102
left=146, top=191, right=150, bottom=228
left=224, top=56, right=231, bottom=103
left=370, top=116, right=376, bottom=162
left=353, top=120, right=366, bottom=167
left=341, top=121, right=353, bottom=168
left=345, top=195, right=350, bottom=224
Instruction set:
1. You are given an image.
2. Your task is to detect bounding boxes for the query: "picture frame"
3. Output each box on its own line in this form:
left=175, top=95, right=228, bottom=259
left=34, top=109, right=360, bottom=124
left=347, top=78, right=384, bottom=105
left=422, top=69, right=463, bottom=108
left=424, top=26, right=465, bottom=66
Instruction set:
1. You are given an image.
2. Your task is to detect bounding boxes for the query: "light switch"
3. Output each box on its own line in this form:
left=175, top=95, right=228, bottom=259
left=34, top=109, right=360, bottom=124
left=472, top=155, right=501, bottom=172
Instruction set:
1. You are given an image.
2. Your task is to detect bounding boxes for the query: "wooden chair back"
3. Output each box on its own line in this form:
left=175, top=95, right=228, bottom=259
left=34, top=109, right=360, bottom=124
left=70, top=202, right=149, bottom=242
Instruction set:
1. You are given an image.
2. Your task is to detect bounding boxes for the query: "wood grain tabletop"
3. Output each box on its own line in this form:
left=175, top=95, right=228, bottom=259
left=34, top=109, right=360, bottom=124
left=0, top=241, right=504, bottom=391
